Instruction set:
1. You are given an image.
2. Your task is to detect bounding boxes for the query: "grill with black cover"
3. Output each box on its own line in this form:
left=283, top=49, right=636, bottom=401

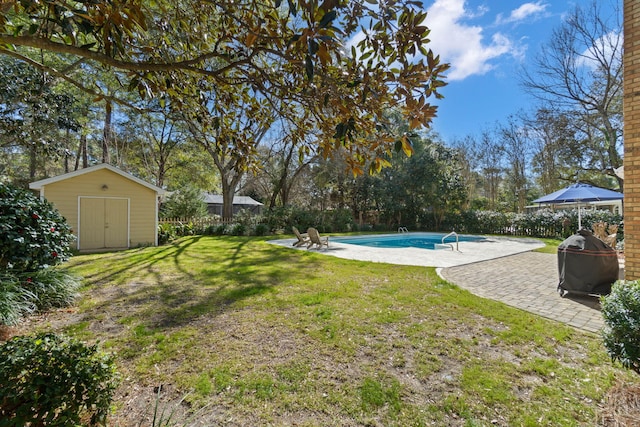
left=557, top=229, right=619, bottom=297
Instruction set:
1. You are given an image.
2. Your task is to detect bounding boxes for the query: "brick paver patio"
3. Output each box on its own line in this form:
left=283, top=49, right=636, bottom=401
left=440, top=251, right=609, bottom=334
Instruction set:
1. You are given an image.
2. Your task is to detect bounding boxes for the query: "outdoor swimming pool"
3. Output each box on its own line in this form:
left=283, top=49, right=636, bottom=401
left=269, top=231, right=544, bottom=267
left=331, top=232, right=486, bottom=250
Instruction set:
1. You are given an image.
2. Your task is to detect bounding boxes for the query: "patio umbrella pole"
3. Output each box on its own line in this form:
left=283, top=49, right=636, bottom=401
left=578, top=202, right=582, bottom=230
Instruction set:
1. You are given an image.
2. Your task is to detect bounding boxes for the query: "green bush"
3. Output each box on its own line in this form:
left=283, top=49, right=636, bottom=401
left=261, top=207, right=354, bottom=233
left=443, top=209, right=623, bottom=238
left=0, top=333, right=120, bottom=426
left=229, top=223, right=246, bottom=236
left=213, top=224, right=228, bottom=235
left=0, top=272, right=36, bottom=326
left=23, top=268, right=81, bottom=311
left=0, top=269, right=81, bottom=325
left=158, top=221, right=207, bottom=243
left=234, top=209, right=256, bottom=229
left=159, top=186, right=207, bottom=219
left=262, top=206, right=294, bottom=231
left=174, top=221, right=195, bottom=236
left=0, top=183, right=75, bottom=272
left=158, top=222, right=177, bottom=245
left=601, top=281, right=640, bottom=375
left=253, top=223, right=269, bottom=236
left=326, top=208, right=355, bottom=232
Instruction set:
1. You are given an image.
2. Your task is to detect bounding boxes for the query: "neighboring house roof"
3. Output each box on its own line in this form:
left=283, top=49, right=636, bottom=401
left=29, top=163, right=165, bottom=195
left=203, top=193, right=263, bottom=206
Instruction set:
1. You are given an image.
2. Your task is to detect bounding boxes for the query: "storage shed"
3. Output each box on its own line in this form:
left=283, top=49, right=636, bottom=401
left=29, top=164, right=165, bottom=251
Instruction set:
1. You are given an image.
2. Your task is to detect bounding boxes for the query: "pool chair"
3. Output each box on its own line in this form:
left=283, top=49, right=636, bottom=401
left=307, top=227, right=329, bottom=249
left=292, top=226, right=310, bottom=247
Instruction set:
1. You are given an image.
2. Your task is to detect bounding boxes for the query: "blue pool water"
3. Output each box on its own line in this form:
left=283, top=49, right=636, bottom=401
left=332, top=232, right=485, bottom=250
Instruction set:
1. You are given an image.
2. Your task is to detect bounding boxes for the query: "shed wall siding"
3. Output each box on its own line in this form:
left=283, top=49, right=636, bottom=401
left=42, top=169, right=158, bottom=247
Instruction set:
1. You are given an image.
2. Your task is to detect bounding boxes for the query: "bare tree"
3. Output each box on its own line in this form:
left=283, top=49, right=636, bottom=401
left=520, top=0, right=623, bottom=189
left=450, top=136, right=481, bottom=210
left=527, top=109, right=571, bottom=193
left=254, top=126, right=316, bottom=209
left=119, top=100, right=188, bottom=188
left=497, top=115, right=532, bottom=212
left=478, top=131, right=504, bottom=210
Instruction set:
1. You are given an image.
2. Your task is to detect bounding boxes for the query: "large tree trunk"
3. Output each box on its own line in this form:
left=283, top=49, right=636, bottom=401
left=220, top=171, right=244, bottom=220
left=221, top=180, right=234, bottom=220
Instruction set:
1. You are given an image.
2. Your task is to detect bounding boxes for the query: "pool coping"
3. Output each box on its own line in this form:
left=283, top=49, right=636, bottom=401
left=268, top=234, right=546, bottom=268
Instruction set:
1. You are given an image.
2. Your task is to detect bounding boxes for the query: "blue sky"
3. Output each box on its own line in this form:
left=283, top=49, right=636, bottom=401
left=422, top=0, right=596, bottom=142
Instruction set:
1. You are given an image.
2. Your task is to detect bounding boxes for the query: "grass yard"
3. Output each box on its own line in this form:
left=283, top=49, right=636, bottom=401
left=13, top=235, right=635, bottom=426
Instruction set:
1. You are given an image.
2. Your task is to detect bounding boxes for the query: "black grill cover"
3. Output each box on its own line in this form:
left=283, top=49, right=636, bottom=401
left=557, top=229, right=618, bottom=296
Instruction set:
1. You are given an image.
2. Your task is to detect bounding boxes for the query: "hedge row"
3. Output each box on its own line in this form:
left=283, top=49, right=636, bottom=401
left=441, top=208, right=623, bottom=239
left=159, top=207, right=623, bottom=241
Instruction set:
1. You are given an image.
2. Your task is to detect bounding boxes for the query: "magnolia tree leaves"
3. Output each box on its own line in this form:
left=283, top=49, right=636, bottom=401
left=0, top=0, right=449, bottom=174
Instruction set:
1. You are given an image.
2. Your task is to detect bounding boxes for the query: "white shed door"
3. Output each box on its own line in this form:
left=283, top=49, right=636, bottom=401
left=80, top=198, right=128, bottom=250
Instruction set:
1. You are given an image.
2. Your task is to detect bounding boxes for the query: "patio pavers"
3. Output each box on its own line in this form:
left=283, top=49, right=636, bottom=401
left=440, top=251, right=609, bottom=334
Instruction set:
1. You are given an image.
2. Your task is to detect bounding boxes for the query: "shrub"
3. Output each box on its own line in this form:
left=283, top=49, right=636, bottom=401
left=234, top=209, right=256, bottom=228
left=262, top=206, right=294, bottom=231
left=0, top=268, right=81, bottom=326
left=159, top=186, right=207, bottom=219
left=174, top=221, right=195, bottom=236
left=158, top=222, right=177, bottom=245
left=214, top=224, right=229, bottom=235
left=229, top=223, right=246, bottom=236
left=261, top=206, right=355, bottom=233
left=0, top=333, right=120, bottom=426
left=0, top=273, right=36, bottom=326
left=443, top=209, right=623, bottom=238
left=0, top=183, right=75, bottom=272
left=325, top=208, right=355, bottom=232
left=253, top=223, right=269, bottom=236
left=601, top=280, right=640, bottom=375
left=22, top=268, right=82, bottom=311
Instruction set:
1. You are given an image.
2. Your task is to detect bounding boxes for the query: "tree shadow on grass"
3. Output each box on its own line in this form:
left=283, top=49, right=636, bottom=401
left=72, top=236, right=319, bottom=331
left=69, top=237, right=205, bottom=287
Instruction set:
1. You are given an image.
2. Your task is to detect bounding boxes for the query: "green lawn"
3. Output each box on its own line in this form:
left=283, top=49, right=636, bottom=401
left=27, top=235, right=633, bottom=426
left=534, top=237, right=565, bottom=254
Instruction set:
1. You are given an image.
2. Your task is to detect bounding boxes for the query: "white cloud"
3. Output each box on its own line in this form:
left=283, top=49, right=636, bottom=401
left=345, top=0, right=533, bottom=82
left=424, top=0, right=516, bottom=81
left=495, top=2, right=549, bottom=25
left=577, top=30, right=623, bottom=70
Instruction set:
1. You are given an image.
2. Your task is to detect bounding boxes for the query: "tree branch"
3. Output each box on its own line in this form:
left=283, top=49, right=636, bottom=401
left=0, top=34, right=256, bottom=77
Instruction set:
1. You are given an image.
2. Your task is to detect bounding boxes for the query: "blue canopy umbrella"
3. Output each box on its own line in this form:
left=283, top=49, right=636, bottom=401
left=532, top=183, right=624, bottom=229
